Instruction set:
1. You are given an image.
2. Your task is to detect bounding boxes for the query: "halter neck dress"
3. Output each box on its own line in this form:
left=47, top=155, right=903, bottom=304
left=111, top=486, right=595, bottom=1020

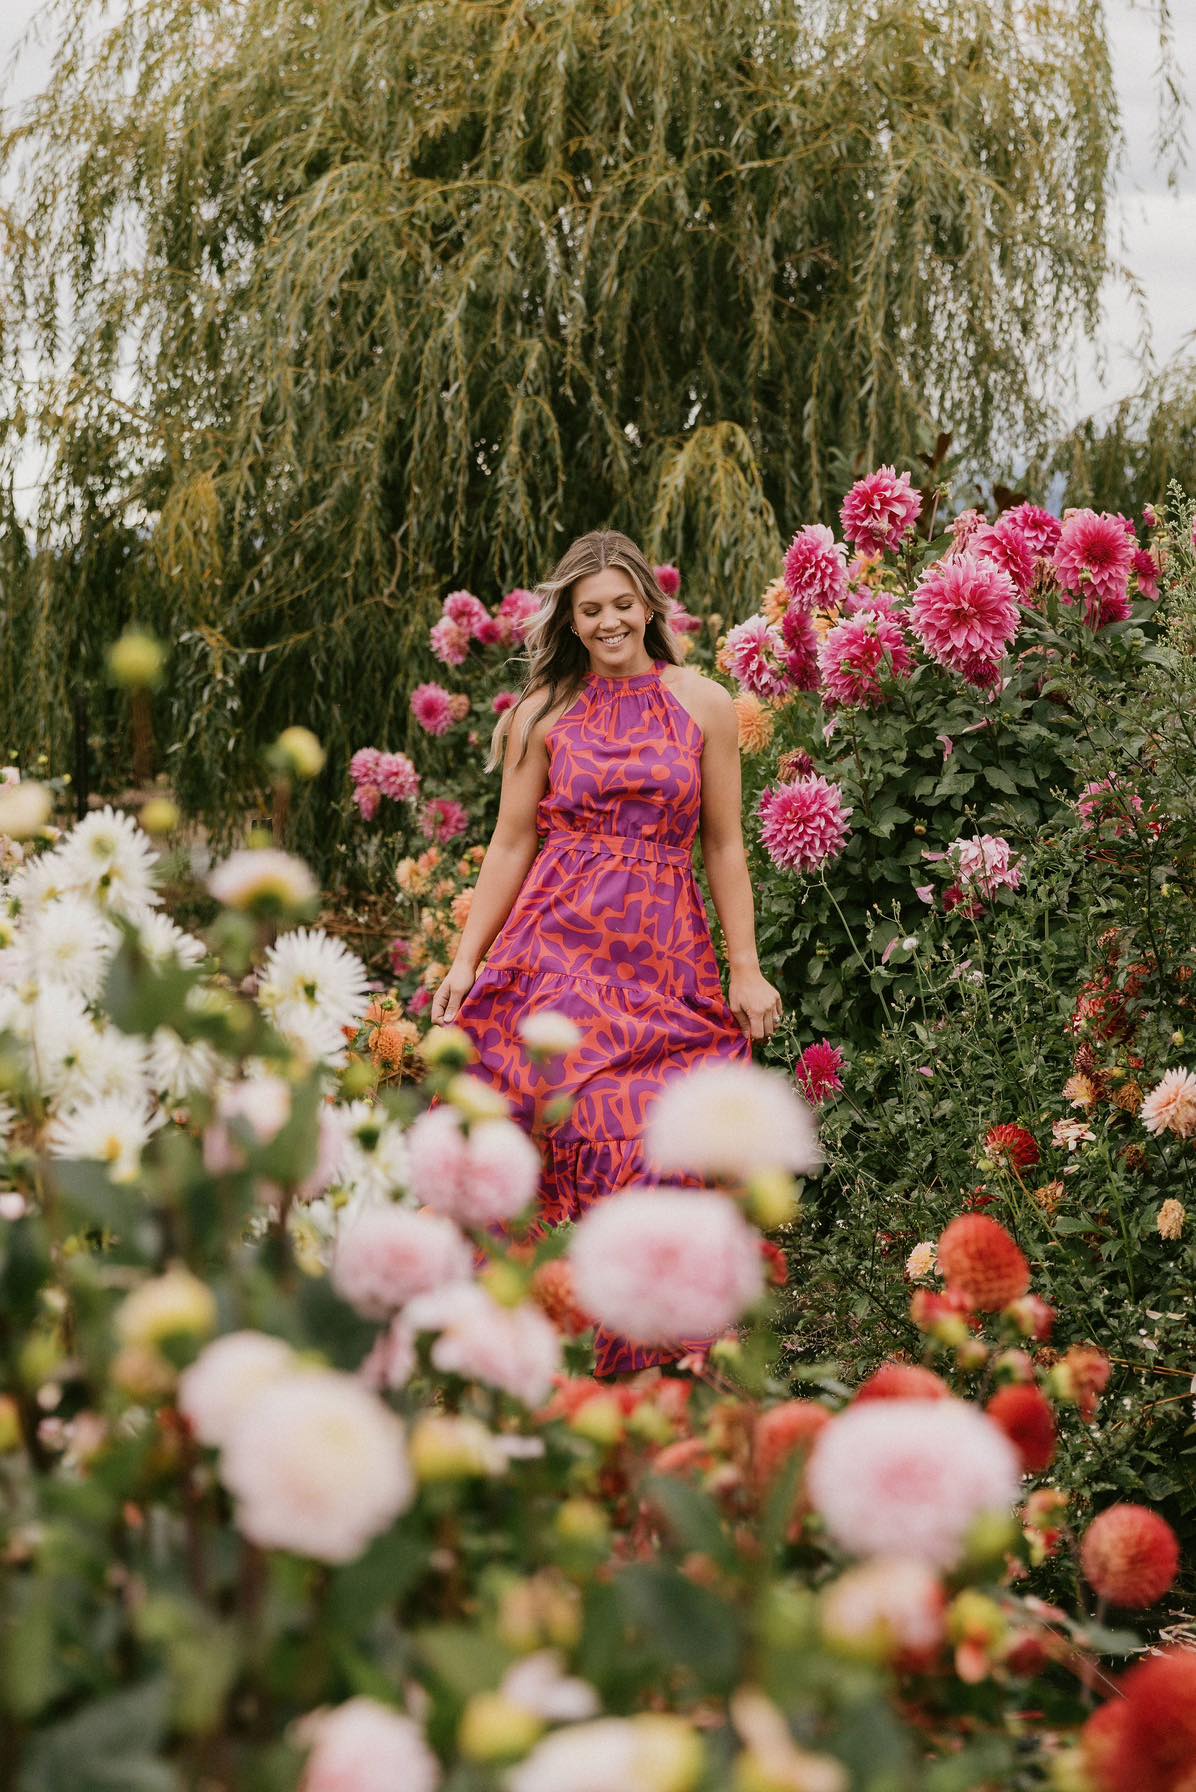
left=452, top=658, right=752, bottom=1374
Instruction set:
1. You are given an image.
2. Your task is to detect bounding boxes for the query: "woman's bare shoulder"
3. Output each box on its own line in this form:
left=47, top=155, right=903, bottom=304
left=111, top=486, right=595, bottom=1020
left=662, top=663, right=734, bottom=727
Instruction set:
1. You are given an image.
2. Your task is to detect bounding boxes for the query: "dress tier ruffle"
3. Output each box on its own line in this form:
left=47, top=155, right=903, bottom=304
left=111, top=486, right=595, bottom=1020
left=452, top=661, right=752, bottom=1375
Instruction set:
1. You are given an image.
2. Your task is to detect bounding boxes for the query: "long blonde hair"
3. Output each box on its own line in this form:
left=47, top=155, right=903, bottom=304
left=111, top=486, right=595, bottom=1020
left=484, top=529, right=683, bottom=773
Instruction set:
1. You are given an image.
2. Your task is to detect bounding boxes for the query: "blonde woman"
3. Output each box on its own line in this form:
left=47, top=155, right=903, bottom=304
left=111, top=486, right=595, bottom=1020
left=431, top=530, right=782, bottom=1373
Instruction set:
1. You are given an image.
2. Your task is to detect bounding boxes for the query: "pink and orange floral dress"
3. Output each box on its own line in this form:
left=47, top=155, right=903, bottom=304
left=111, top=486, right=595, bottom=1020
left=453, top=660, right=751, bottom=1372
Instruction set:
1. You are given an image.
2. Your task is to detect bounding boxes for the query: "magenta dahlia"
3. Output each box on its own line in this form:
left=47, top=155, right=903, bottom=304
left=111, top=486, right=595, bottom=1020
left=429, top=616, right=470, bottom=666
left=840, top=467, right=923, bottom=555
left=376, top=751, right=421, bottom=803
left=783, top=524, right=849, bottom=613
left=352, top=783, right=381, bottom=821
left=653, top=563, right=681, bottom=597
left=349, top=747, right=384, bottom=786
left=410, top=682, right=455, bottom=735
left=1002, top=503, right=1061, bottom=559
left=1053, top=509, right=1134, bottom=627
left=779, top=605, right=821, bottom=690
left=499, top=588, right=540, bottom=636
left=909, top=554, right=1020, bottom=688
left=419, top=797, right=469, bottom=843
left=758, top=774, right=852, bottom=874
left=668, top=598, right=703, bottom=636
left=491, top=690, right=519, bottom=715
left=795, top=1040, right=845, bottom=1104
left=970, top=518, right=1035, bottom=596
left=722, top=615, right=793, bottom=700
left=818, top=609, right=912, bottom=708
left=442, top=589, right=489, bottom=636
left=1133, top=547, right=1160, bottom=600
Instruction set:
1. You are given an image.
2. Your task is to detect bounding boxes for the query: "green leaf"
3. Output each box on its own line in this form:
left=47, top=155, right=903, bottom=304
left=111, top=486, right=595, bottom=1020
left=615, top=1564, right=742, bottom=1689
left=641, top=1475, right=738, bottom=1572
left=17, top=1679, right=178, bottom=1792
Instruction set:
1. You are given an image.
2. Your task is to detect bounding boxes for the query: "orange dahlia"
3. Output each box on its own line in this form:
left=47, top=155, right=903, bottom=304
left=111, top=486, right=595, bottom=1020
left=985, top=1384, right=1057, bottom=1475
left=1080, top=1503, right=1180, bottom=1609
left=752, top=1399, right=832, bottom=1491
left=854, top=1362, right=952, bottom=1404
left=937, top=1214, right=1031, bottom=1311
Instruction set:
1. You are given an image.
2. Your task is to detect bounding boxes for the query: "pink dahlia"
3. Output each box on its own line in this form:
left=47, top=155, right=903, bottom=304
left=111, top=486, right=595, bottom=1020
left=951, top=833, right=1022, bottom=897
left=406, top=1106, right=540, bottom=1227
left=783, top=524, right=849, bottom=614
left=492, top=690, right=520, bottom=715
left=419, top=796, right=469, bottom=843
left=654, top=563, right=681, bottom=597
left=429, top=615, right=470, bottom=666
left=568, top=1186, right=765, bottom=1345
left=349, top=747, right=384, bottom=786
left=352, top=783, right=381, bottom=822
left=778, top=605, right=821, bottom=690
left=949, top=508, right=986, bottom=555
left=388, top=936, right=411, bottom=975
left=499, top=588, right=541, bottom=642
left=794, top=1040, right=845, bottom=1104
left=667, top=598, right=702, bottom=636
left=1053, top=509, right=1134, bottom=627
left=410, top=682, right=455, bottom=736
left=1133, top=547, right=1160, bottom=600
left=909, top=554, right=1020, bottom=688
left=1002, top=503, right=1061, bottom=559
left=1076, top=778, right=1144, bottom=837
left=398, top=1282, right=562, bottom=1407
left=806, top=1398, right=1022, bottom=1568
left=758, top=774, right=852, bottom=874
left=840, top=466, right=923, bottom=555
left=442, top=589, right=489, bottom=636
left=970, top=518, right=1035, bottom=596
left=818, top=609, right=912, bottom=708
left=376, top=752, right=421, bottom=803
left=296, top=1699, right=440, bottom=1792
left=722, top=615, right=793, bottom=700
left=332, top=1205, right=473, bottom=1320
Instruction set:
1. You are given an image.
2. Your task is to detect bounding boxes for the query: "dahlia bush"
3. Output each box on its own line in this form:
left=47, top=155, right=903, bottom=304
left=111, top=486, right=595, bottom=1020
left=1, top=780, right=1187, bottom=1787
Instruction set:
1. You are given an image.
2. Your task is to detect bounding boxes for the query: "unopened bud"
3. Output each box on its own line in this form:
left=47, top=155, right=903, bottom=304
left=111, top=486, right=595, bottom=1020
left=139, top=797, right=180, bottom=836
left=273, top=726, right=326, bottom=780
left=458, top=1693, right=543, bottom=1763
left=107, top=629, right=166, bottom=690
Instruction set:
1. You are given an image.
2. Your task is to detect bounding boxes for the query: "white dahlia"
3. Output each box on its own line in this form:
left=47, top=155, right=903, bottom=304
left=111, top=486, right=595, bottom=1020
left=336, top=1101, right=412, bottom=1204
left=133, top=910, right=208, bottom=969
left=257, top=928, right=371, bottom=1067
left=56, top=805, right=162, bottom=918
left=3, top=848, right=74, bottom=918
left=646, top=1062, right=823, bottom=1181
left=45, top=1093, right=160, bottom=1184
left=147, top=1026, right=222, bottom=1101
left=12, top=894, right=118, bottom=999
left=207, top=847, right=318, bottom=914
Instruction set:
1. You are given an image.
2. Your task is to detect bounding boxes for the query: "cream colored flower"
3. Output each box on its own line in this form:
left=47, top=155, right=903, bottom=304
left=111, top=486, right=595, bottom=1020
left=1157, top=1198, right=1187, bottom=1241
left=1140, top=1068, right=1196, bottom=1140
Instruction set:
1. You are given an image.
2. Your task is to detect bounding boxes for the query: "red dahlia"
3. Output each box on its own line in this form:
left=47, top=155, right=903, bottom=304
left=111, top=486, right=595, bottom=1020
left=937, top=1214, right=1031, bottom=1311
left=854, top=1362, right=953, bottom=1404
left=752, top=1399, right=832, bottom=1490
left=1080, top=1504, right=1181, bottom=1609
left=984, top=1123, right=1040, bottom=1171
left=985, top=1384, right=1057, bottom=1475
left=1082, top=1649, right=1196, bottom=1792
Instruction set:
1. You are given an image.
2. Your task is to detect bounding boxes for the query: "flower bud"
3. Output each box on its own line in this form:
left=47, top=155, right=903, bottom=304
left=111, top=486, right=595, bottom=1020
left=633, top=1717, right=704, bottom=1792
left=139, top=797, right=180, bottom=836
left=568, top=1393, right=626, bottom=1449
left=0, top=780, right=51, bottom=839
left=409, top=1414, right=504, bottom=1483
left=458, top=1693, right=543, bottom=1763
left=0, top=1395, right=23, bottom=1453
left=961, top=1509, right=1020, bottom=1573
left=106, top=629, right=166, bottom=690
left=115, top=1265, right=218, bottom=1354
left=421, top=1026, right=476, bottom=1070
left=746, top=1169, right=800, bottom=1229
left=481, top=1261, right=529, bottom=1310
left=555, top=1497, right=610, bottom=1550
left=445, top=1074, right=508, bottom=1122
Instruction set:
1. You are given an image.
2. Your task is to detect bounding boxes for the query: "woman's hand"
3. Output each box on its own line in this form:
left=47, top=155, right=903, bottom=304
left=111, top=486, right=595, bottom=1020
left=728, top=967, right=783, bottom=1042
left=430, top=959, right=478, bottom=1026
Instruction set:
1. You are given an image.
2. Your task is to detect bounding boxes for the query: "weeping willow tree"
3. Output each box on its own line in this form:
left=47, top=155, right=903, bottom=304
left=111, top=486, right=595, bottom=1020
left=1043, top=355, right=1196, bottom=517
left=0, top=0, right=1124, bottom=865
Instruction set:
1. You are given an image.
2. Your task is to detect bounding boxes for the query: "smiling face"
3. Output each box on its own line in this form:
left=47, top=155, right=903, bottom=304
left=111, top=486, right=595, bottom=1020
left=570, top=567, right=653, bottom=675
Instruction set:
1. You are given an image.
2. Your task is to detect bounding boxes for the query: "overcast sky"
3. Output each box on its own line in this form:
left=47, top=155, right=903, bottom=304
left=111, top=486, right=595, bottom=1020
left=2, top=0, right=1193, bottom=518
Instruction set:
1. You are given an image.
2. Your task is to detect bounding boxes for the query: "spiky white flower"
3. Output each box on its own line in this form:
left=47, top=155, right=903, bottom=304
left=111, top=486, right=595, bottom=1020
left=257, top=928, right=370, bottom=1067
left=3, top=848, right=73, bottom=918
left=22, top=989, right=105, bottom=1098
left=147, top=1027, right=222, bottom=1101
left=133, top=911, right=207, bottom=969
left=337, top=1100, right=412, bottom=1204
left=73, top=1024, right=152, bottom=1108
left=11, top=895, right=119, bottom=999
left=46, top=1093, right=160, bottom=1183
left=55, top=805, right=161, bottom=918
left=0, top=1096, right=15, bottom=1152
left=207, top=848, right=318, bottom=913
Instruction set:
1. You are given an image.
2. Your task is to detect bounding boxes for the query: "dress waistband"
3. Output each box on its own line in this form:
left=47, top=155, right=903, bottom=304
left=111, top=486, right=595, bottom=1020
left=541, top=828, right=692, bottom=868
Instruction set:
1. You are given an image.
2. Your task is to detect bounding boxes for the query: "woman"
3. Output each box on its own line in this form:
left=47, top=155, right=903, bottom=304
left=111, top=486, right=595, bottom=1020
left=430, top=530, right=782, bottom=1370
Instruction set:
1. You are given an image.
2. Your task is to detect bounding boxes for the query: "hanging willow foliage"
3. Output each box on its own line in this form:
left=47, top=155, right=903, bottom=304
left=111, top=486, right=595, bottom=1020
left=0, top=0, right=1123, bottom=868
left=1039, top=358, right=1196, bottom=519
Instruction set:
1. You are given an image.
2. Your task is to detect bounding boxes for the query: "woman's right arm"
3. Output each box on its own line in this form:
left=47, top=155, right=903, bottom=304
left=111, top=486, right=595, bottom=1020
left=430, top=693, right=551, bottom=1025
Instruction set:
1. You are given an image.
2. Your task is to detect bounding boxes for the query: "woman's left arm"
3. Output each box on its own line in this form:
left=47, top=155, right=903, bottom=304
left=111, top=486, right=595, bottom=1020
left=696, top=680, right=783, bottom=1044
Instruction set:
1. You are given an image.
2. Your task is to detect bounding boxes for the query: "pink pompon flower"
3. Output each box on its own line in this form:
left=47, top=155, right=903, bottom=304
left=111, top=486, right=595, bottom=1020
left=408, top=986, right=431, bottom=1016
left=948, top=833, right=1021, bottom=898
left=349, top=747, right=384, bottom=786
left=568, top=1186, right=765, bottom=1345
left=419, top=797, right=469, bottom=843
left=806, top=1398, right=1022, bottom=1568
left=473, top=614, right=503, bottom=645
left=667, top=598, right=702, bottom=636
left=758, top=774, right=852, bottom=874
left=332, top=1205, right=473, bottom=1321
left=492, top=689, right=520, bottom=715
left=1053, top=510, right=1134, bottom=627
left=818, top=609, right=912, bottom=708
left=397, top=1282, right=562, bottom=1406
left=429, top=615, right=470, bottom=666
left=353, top=783, right=382, bottom=822
left=1133, top=547, right=1160, bottom=600
left=376, top=752, right=421, bottom=803
left=388, top=936, right=412, bottom=975
left=909, top=554, right=1020, bottom=687
left=778, top=606, right=821, bottom=690
left=499, top=588, right=541, bottom=641
left=795, top=1040, right=845, bottom=1104
left=840, top=466, right=923, bottom=555
left=410, top=683, right=455, bottom=735
left=443, top=589, right=489, bottom=636
left=722, top=615, right=793, bottom=700
left=406, top=1106, right=540, bottom=1227
left=970, top=518, right=1035, bottom=596
left=1003, top=503, right=1061, bottom=559
left=295, top=1699, right=440, bottom=1792
left=783, top=523, right=849, bottom=614
left=654, top=563, right=681, bottom=597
